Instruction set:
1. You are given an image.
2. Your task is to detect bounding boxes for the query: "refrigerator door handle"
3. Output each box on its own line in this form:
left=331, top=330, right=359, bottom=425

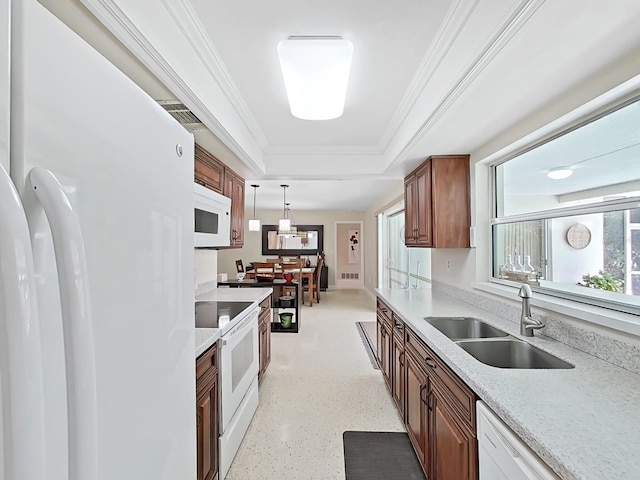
left=0, top=165, right=46, bottom=479
left=28, top=167, right=98, bottom=480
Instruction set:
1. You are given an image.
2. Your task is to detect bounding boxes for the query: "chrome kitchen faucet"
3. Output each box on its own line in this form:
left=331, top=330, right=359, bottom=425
left=518, top=284, right=545, bottom=337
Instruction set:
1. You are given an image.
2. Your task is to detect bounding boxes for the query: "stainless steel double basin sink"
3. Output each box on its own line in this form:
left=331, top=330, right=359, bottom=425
left=424, top=317, right=574, bottom=369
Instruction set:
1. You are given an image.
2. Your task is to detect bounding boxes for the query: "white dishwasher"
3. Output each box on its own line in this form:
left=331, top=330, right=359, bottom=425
left=477, top=401, right=561, bottom=480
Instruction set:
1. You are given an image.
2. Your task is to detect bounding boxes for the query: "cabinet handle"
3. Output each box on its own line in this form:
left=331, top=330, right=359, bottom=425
left=380, top=308, right=388, bottom=313
left=394, top=321, right=403, bottom=329
left=424, top=357, right=437, bottom=369
left=426, top=391, right=434, bottom=411
left=399, top=352, right=405, bottom=366
left=420, top=384, right=427, bottom=404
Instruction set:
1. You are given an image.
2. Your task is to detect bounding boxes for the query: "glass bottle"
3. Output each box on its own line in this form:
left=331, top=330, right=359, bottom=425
left=502, top=254, right=515, bottom=275
left=514, top=255, right=524, bottom=272
left=523, top=255, right=535, bottom=273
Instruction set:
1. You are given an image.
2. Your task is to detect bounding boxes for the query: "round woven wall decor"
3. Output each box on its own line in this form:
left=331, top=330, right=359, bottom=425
left=566, top=223, right=591, bottom=249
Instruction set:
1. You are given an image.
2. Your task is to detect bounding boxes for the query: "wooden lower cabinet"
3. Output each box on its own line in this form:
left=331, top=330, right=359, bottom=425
left=376, top=316, right=391, bottom=387
left=258, top=296, right=271, bottom=383
left=391, top=332, right=405, bottom=417
left=196, top=343, right=219, bottom=480
left=376, top=296, right=478, bottom=480
left=432, top=382, right=477, bottom=480
left=405, top=349, right=430, bottom=473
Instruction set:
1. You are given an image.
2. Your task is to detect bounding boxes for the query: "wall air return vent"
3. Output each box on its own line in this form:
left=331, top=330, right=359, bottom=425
left=158, top=101, right=204, bottom=130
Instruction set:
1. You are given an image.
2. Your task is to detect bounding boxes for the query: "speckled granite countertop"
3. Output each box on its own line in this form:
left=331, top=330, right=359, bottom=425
left=375, top=288, right=640, bottom=480
left=194, top=287, right=272, bottom=358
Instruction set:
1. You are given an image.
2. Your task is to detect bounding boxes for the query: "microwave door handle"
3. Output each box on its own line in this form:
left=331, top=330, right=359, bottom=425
left=28, top=168, right=98, bottom=480
left=0, top=165, right=46, bottom=479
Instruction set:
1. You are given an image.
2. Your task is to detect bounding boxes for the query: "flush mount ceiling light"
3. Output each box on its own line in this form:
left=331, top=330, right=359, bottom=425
left=547, top=167, right=574, bottom=180
left=277, top=36, right=353, bottom=120
left=249, top=184, right=261, bottom=232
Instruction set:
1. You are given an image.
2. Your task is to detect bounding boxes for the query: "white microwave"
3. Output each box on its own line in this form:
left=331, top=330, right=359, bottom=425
left=194, top=183, right=231, bottom=247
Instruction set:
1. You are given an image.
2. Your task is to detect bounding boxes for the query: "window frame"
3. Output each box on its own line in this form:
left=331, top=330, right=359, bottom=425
left=487, top=74, right=640, bottom=320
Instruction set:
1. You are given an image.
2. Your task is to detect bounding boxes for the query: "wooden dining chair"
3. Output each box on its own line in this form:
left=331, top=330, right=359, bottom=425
left=303, top=256, right=323, bottom=305
left=252, top=262, right=276, bottom=281
left=281, top=259, right=304, bottom=296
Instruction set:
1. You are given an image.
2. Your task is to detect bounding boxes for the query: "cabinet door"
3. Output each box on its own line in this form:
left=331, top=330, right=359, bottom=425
left=264, top=319, right=271, bottom=372
left=194, top=145, right=224, bottom=194
left=376, top=318, right=391, bottom=387
left=404, top=175, right=417, bottom=245
left=405, top=351, right=430, bottom=475
left=432, top=384, right=477, bottom=480
left=196, top=378, right=218, bottom=480
left=231, top=174, right=245, bottom=246
left=415, top=162, right=433, bottom=247
left=223, top=169, right=245, bottom=247
left=258, top=321, right=271, bottom=383
left=431, top=155, right=470, bottom=248
left=391, top=333, right=405, bottom=418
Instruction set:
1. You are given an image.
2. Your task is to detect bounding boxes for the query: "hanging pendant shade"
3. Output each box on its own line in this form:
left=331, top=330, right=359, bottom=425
left=249, top=184, right=261, bottom=231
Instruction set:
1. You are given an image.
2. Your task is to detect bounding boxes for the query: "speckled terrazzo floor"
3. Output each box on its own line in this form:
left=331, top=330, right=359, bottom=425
left=225, top=289, right=405, bottom=480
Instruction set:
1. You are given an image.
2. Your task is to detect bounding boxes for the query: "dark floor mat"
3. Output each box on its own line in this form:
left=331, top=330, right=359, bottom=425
left=356, top=322, right=379, bottom=369
left=343, top=431, right=425, bottom=480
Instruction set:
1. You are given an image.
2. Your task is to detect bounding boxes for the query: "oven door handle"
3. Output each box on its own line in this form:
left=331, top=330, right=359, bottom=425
left=223, top=309, right=258, bottom=346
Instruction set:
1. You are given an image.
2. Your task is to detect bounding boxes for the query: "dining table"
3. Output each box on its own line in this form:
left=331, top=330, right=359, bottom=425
left=246, top=265, right=317, bottom=306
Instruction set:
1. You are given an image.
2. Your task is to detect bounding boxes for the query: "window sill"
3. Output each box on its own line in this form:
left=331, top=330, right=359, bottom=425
left=473, top=281, right=640, bottom=337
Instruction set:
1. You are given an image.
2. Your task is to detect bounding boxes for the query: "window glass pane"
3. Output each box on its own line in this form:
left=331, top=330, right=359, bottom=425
left=493, top=220, right=546, bottom=282
left=383, top=210, right=431, bottom=289
left=495, top=100, right=640, bottom=218
left=493, top=96, right=640, bottom=315
left=493, top=208, right=640, bottom=310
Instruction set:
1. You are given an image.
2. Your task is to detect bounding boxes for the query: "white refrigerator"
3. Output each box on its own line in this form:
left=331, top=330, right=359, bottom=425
left=0, top=1, right=196, bottom=479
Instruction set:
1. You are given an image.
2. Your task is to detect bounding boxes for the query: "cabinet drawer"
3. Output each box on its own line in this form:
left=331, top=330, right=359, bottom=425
left=391, top=313, right=404, bottom=339
left=196, top=342, right=218, bottom=381
left=376, top=298, right=392, bottom=324
left=429, top=352, right=476, bottom=428
left=405, top=328, right=475, bottom=427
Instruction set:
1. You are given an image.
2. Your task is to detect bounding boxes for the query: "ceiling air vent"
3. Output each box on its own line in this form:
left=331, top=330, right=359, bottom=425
left=158, top=101, right=204, bottom=130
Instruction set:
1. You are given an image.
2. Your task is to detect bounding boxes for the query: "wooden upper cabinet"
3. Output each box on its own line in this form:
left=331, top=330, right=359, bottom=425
left=404, top=155, right=470, bottom=248
left=194, top=142, right=246, bottom=249
left=224, top=167, right=245, bottom=248
left=404, top=175, right=417, bottom=246
left=194, top=144, right=224, bottom=194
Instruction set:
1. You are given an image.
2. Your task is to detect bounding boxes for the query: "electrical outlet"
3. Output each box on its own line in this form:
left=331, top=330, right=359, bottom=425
left=447, top=258, right=452, bottom=271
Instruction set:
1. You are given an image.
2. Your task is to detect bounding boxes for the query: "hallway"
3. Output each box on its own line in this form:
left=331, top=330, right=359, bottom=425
left=226, top=289, right=404, bottom=479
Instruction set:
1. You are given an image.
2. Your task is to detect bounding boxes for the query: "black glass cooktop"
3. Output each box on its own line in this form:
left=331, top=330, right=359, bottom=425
left=195, top=301, right=253, bottom=329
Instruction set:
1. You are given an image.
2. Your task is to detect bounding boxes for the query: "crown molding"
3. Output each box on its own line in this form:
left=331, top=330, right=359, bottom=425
left=377, top=0, right=480, bottom=152
left=266, top=144, right=381, bottom=156
left=78, top=0, right=267, bottom=174
left=386, top=0, right=547, bottom=166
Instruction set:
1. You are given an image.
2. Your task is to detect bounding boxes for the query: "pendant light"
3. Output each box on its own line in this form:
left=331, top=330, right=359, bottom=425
left=248, top=184, right=260, bottom=232
left=278, top=185, right=291, bottom=232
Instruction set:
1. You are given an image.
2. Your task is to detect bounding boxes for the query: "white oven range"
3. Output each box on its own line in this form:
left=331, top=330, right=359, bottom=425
left=195, top=300, right=260, bottom=479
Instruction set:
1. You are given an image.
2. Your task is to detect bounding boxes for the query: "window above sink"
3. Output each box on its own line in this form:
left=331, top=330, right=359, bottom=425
left=487, top=73, right=640, bottom=322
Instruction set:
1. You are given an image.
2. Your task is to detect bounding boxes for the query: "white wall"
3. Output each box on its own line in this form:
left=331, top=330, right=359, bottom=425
left=194, top=249, right=218, bottom=290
